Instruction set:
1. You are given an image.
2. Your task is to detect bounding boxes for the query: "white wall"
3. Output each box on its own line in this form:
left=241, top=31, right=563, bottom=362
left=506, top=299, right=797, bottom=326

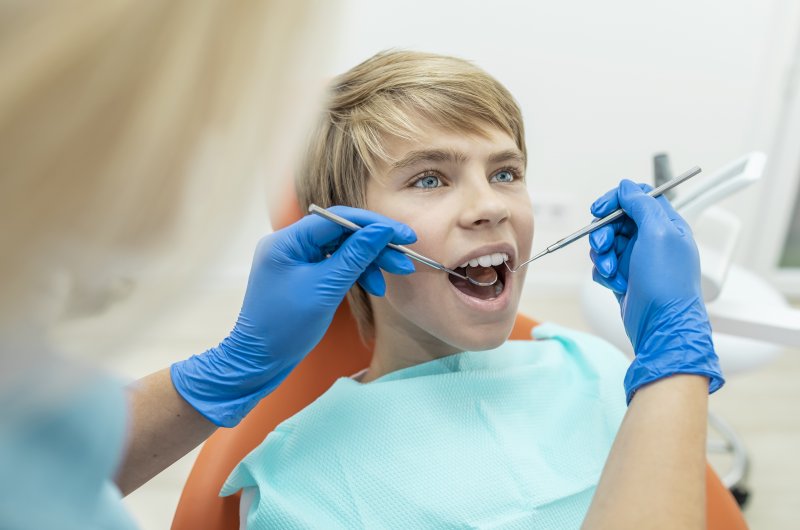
left=316, top=0, right=800, bottom=292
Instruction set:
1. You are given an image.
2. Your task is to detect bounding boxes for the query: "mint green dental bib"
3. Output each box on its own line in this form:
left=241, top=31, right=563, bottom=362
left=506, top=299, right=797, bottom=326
left=222, top=323, right=629, bottom=529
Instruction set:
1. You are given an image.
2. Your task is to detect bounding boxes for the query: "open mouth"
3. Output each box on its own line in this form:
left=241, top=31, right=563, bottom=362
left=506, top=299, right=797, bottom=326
left=448, top=262, right=507, bottom=300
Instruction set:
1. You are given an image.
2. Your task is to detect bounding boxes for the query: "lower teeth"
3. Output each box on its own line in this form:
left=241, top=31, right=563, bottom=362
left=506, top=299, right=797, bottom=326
left=494, top=280, right=504, bottom=297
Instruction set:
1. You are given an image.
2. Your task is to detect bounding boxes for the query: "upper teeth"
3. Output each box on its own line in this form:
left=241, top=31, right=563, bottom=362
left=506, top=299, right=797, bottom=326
left=459, top=252, right=509, bottom=268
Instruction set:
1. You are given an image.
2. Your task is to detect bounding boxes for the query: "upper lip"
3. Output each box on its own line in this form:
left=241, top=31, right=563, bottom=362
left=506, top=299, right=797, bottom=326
left=450, top=242, right=517, bottom=270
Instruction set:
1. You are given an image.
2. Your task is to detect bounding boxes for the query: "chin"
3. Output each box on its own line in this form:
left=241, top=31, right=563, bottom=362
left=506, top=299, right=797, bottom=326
left=446, top=317, right=517, bottom=352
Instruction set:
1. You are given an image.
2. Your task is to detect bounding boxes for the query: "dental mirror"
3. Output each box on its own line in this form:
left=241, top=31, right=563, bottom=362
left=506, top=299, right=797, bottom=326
left=308, top=205, right=499, bottom=287
left=465, top=265, right=499, bottom=286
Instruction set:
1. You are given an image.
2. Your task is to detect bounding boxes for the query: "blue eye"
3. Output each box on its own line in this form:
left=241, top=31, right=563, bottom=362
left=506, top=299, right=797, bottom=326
left=414, top=175, right=442, bottom=189
left=491, top=170, right=516, bottom=183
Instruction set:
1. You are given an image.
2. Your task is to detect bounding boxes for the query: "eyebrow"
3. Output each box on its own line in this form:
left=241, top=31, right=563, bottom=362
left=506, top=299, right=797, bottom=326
left=390, top=148, right=525, bottom=170
left=391, top=149, right=467, bottom=170
left=488, top=149, right=526, bottom=166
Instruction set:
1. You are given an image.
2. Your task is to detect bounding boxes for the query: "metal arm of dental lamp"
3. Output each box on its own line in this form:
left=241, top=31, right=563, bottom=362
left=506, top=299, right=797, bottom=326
left=672, top=151, right=800, bottom=348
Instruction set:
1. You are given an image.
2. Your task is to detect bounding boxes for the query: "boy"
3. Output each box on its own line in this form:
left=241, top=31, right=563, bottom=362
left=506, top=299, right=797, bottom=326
left=223, top=50, right=719, bottom=529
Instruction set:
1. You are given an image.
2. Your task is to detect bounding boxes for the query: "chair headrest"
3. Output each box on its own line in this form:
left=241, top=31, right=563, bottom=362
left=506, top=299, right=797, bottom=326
left=270, top=179, right=304, bottom=230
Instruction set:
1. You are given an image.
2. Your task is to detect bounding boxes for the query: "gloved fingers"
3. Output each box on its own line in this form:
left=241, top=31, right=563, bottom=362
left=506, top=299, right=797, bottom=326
left=625, top=180, right=695, bottom=239
left=326, top=206, right=417, bottom=244
left=299, top=205, right=417, bottom=252
left=592, top=266, right=628, bottom=295
left=597, top=181, right=689, bottom=232
left=653, top=194, right=693, bottom=235
left=614, top=234, right=630, bottom=255
left=590, top=182, right=645, bottom=257
left=589, top=217, right=635, bottom=254
left=590, top=248, right=617, bottom=278
left=614, top=217, right=638, bottom=239
left=590, top=187, right=620, bottom=218
left=614, top=230, right=637, bottom=280
left=616, top=179, right=673, bottom=230
left=356, top=246, right=417, bottom=296
left=326, top=223, right=398, bottom=278
left=357, top=263, right=387, bottom=296
left=374, top=247, right=416, bottom=275
left=590, top=182, right=651, bottom=218
left=589, top=225, right=615, bottom=253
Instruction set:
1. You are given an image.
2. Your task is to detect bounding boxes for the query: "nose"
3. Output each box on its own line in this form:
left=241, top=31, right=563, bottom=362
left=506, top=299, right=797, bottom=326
left=457, top=174, right=510, bottom=228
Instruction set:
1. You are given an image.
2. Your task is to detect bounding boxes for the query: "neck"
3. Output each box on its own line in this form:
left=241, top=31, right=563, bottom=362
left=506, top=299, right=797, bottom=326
left=361, top=317, right=461, bottom=383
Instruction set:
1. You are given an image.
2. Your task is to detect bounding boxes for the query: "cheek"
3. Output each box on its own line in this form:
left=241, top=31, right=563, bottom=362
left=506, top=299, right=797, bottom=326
left=366, top=194, right=452, bottom=313
left=517, top=199, right=535, bottom=253
left=380, top=263, right=454, bottom=341
left=522, top=216, right=534, bottom=255
left=366, top=195, right=448, bottom=263
left=384, top=267, right=437, bottom=307
left=382, top=221, right=448, bottom=300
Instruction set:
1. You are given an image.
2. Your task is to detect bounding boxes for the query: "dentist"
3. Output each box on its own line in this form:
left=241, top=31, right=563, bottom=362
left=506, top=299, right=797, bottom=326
left=0, top=1, right=415, bottom=527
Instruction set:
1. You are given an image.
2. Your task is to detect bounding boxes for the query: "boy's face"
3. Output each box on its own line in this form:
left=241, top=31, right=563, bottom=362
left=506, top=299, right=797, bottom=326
left=366, top=121, right=533, bottom=355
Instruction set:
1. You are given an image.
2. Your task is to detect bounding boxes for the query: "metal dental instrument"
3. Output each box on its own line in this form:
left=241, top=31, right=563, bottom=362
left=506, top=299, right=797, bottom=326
left=309, top=165, right=700, bottom=287
left=505, top=165, right=703, bottom=273
left=308, top=204, right=498, bottom=287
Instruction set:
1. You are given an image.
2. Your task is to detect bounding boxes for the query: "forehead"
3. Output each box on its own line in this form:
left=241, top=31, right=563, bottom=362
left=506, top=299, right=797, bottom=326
left=376, top=123, right=524, bottom=174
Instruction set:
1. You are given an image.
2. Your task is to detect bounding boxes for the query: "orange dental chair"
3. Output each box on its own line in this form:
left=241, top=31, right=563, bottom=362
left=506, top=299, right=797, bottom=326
left=171, top=196, right=748, bottom=530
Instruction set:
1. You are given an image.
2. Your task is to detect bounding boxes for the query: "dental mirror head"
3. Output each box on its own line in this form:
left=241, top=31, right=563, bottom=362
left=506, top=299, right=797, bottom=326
left=463, top=265, right=499, bottom=287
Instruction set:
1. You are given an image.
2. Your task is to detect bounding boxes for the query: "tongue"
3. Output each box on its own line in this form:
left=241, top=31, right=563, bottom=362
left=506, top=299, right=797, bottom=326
left=450, top=266, right=503, bottom=300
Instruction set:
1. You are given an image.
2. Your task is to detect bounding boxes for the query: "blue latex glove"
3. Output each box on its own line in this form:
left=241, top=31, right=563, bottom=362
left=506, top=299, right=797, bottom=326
left=588, top=180, right=724, bottom=404
left=171, top=206, right=416, bottom=427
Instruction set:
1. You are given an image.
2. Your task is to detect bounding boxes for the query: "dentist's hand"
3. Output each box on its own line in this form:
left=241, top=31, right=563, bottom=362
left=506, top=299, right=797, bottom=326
left=588, top=180, right=724, bottom=404
left=171, top=206, right=416, bottom=427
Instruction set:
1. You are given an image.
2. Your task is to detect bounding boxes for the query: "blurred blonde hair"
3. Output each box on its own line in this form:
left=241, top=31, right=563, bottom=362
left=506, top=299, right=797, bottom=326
left=0, top=1, right=333, bottom=333
left=296, top=50, right=526, bottom=343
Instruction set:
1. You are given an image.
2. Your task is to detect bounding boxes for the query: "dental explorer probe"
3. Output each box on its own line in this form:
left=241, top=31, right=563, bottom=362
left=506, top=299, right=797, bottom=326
left=308, top=204, right=498, bottom=287
left=505, top=165, right=702, bottom=273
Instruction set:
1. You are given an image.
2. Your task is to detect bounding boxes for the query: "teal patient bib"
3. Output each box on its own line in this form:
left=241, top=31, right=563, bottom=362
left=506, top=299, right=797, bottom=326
left=222, top=323, right=629, bottom=529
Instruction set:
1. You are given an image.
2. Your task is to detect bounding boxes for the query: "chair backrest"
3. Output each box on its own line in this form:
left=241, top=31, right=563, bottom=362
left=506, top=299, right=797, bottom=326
left=171, top=188, right=748, bottom=530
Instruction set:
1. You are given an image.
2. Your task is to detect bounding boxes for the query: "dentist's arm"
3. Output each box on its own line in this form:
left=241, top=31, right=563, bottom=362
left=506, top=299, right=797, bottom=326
left=583, top=374, right=709, bottom=529
left=116, top=368, right=216, bottom=496
left=115, top=207, right=416, bottom=495
left=582, top=181, right=724, bottom=529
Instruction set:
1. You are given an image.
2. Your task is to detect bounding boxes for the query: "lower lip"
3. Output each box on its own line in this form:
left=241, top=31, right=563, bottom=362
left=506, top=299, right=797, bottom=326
left=447, top=269, right=513, bottom=312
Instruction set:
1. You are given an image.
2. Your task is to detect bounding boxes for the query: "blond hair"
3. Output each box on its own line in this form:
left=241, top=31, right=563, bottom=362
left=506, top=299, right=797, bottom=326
left=0, top=0, right=333, bottom=335
left=296, top=50, right=526, bottom=342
